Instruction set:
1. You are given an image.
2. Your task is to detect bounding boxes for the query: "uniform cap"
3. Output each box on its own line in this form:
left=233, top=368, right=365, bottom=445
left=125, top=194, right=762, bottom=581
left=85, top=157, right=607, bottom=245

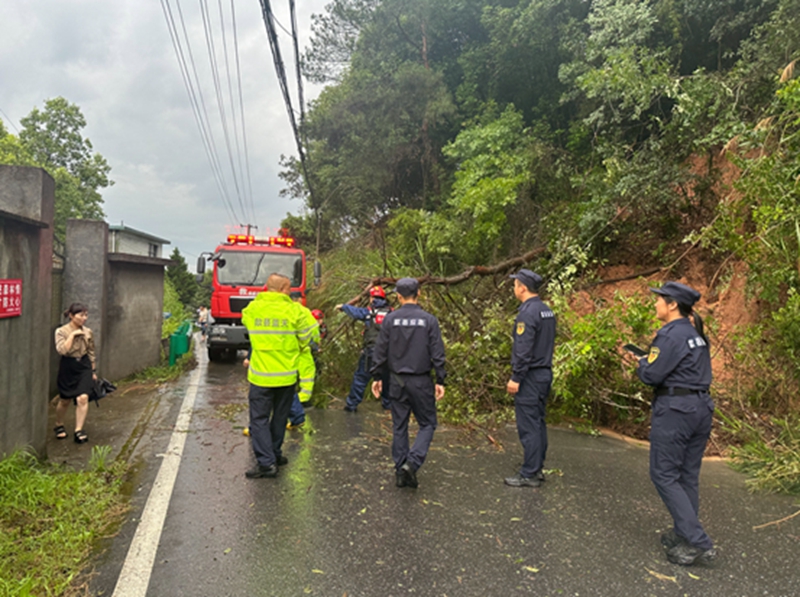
left=311, top=309, right=324, bottom=320
left=289, top=291, right=302, bottom=300
left=395, top=277, right=419, bottom=297
left=510, top=268, right=543, bottom=292
left=369, top=286, right=386, bottom=298
left=650, top=281, right=701, bottom=306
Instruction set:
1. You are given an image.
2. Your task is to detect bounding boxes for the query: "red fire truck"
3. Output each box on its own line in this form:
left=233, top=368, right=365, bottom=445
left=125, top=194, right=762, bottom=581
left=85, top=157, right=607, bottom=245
left=196, top=232, right=321, bottom=361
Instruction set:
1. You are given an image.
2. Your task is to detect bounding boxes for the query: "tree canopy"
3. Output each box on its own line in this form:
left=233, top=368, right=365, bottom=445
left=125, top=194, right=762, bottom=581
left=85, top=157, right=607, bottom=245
left=166, top=247, right=199, bottom=308
left=287, top=0, right=800, bottom=486
left=1, top=97, right=112, bottom=240
left=283, top=0, right=798, bottom=280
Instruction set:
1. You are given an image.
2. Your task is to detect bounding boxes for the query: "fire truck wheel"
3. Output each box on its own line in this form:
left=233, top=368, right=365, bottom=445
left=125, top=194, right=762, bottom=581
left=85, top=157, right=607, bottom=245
left=208, top=347, right=224, bottom=362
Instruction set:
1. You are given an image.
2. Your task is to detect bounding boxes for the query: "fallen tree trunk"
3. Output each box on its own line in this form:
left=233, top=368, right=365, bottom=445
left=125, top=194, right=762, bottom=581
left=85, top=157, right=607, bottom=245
left=343, top=246, right=548, bottom=305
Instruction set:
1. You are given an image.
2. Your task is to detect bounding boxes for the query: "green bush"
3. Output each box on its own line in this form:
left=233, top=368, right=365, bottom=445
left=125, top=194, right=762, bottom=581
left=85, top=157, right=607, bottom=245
left=552, top=291, right=657, bottom=425
left=437, top=294, right=515, bottom=425
left=162, top=276, right=191, bottom=340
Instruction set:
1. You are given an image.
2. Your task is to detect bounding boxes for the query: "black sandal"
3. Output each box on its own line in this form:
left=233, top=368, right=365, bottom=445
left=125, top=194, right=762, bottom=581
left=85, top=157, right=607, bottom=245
left=74, top=430, right=88, bottom=444
left=54, top=425, right=67, bottom=440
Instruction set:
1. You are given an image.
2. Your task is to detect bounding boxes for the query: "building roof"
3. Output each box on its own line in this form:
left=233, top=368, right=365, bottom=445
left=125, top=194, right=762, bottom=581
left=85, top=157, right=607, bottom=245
left=108, top=224, right=171, bottom=245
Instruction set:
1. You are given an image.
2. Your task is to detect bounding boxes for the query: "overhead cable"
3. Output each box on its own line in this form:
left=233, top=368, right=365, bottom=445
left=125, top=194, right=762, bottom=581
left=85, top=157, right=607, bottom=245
left=0, top=107, right=20, bottom=134
left=199, top=0, right=248, bottom=224
left=258, top=0, right=317, bottom=208
left=160, top=0, right=240, bottom=224
left=230, top=0, right=256, bottom=223
left=219, top=0, right=255, bottom=224
left=289, top=0, right=307, bottom=148
left=171, top=0, right=240, bottom=223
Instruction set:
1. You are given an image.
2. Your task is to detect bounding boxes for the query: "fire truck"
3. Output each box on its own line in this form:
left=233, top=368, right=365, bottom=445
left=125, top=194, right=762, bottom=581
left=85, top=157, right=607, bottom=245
left=196, top=232, right=321, bottom=361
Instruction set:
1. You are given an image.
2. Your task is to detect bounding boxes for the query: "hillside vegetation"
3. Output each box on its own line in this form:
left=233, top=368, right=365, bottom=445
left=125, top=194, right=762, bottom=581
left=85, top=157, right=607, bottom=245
left=286, top=0, right=800, bottom=493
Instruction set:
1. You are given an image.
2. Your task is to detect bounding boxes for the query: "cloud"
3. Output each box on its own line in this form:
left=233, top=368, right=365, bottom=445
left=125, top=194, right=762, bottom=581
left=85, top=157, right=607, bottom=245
left=0, top=0, right=328, bottom=263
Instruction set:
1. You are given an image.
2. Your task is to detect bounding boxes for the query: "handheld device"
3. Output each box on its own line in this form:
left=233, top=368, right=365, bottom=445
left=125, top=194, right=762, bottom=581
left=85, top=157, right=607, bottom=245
left=623, top=343, right=648, bottom=357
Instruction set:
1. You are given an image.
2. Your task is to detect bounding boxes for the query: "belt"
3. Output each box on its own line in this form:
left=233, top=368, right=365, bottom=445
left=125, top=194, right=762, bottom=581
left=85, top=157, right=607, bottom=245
left=390, top=371, right=431, bottom=389
left=655, top=387, right=708, bottom=396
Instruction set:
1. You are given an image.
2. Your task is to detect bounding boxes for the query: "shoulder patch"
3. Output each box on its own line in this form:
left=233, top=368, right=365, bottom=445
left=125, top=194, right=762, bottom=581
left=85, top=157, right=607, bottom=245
left=516, top=322, right=525, bottom=335
left=647, top=347, right=660, bottom=364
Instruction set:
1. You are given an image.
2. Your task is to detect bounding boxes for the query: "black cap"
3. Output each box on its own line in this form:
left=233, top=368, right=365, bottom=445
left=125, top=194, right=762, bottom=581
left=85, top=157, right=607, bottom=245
left=289, top=291, right=302, bottom=300
left=509, top=268, right=543, bottom=292
left=650, top=281, right=701, bottom=306
left=395, top=277, right=419, bottom=297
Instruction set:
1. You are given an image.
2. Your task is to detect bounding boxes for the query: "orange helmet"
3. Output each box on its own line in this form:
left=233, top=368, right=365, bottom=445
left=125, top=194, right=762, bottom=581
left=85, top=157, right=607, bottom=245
left=369, top=286, right=386, bottom=298
left=311, top=309, right=324, bottom=320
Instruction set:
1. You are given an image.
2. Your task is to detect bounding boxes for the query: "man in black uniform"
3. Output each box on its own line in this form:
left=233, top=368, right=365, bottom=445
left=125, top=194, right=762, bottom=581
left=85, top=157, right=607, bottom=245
left=371, top=277, right=446, bottom=489
left=505, top=269, right=556, bottom=488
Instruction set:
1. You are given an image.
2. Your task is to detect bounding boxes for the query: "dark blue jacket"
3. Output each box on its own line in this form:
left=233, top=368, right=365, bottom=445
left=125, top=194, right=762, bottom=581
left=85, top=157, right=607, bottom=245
left=370, top=303, right=446, bottom=384
left=511, top=296, right=556, bottom=383
left=638, top=318, right=712, bottom=390
left=341, top=297, right=391, bottom=348
left=340, top=297, right=390, bottom=322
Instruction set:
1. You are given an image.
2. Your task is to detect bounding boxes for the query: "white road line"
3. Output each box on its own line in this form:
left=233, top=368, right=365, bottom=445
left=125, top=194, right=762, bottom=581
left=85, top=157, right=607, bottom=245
left=112, top=350, right=205, bottom=597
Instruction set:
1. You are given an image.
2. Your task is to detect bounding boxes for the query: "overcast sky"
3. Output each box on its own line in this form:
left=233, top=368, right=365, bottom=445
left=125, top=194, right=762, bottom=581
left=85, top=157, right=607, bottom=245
left=0, top=0, right=329, bottom=265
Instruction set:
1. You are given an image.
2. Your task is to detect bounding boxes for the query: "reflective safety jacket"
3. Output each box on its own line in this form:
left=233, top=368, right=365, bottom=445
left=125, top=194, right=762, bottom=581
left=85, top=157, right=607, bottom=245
left=297, top=304, right=321, bottom=399
left=242, top=292, right=318, bottom=387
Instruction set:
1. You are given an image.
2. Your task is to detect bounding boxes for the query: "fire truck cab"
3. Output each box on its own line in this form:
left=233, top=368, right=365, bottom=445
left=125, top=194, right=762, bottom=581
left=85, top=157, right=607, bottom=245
left=196, top=233, right=319, bottom=361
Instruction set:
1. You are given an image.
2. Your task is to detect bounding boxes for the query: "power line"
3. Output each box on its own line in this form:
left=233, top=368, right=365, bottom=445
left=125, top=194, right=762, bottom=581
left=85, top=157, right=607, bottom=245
left=161, top=0, right=240, bottom=224
left=218, top=0, right=254, bottom=224
left=0, top=107, right=20, bottom=134
left=171, top=0, right=242, bottom=223
left=258, top=0, right=317, bottom=209
left=230, top=0, right=256, bottom=224
left=289, top=0, right=307, bottom=148
left=199, top=0, right=248, bottom=224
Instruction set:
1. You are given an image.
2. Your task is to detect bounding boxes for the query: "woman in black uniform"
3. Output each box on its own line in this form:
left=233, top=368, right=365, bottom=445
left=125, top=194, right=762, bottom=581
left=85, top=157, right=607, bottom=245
left=635, top=282, right=716, bottom=566
left=54, top=303, right=96, bottom=444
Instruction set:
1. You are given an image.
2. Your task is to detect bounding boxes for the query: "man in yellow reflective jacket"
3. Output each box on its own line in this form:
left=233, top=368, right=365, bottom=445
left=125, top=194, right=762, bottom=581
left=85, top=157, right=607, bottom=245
left=241, top=273, right=317, bottom=478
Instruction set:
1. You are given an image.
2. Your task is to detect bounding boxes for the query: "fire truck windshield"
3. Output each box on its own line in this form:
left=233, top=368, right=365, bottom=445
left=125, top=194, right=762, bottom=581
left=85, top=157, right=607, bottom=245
left=216, top=250, right=302, bottom=287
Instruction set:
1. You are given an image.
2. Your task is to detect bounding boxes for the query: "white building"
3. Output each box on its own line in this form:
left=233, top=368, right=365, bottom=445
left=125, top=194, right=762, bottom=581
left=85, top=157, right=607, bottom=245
left=108, top=224, right=170, bottom=258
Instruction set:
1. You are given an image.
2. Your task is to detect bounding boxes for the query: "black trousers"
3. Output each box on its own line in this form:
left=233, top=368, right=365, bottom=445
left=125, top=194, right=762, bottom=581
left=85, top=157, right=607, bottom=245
left=248, top=384, right=294, bottom=467
left=390, top=374, right=437, bottom=471
left=649, top=393, right=714, bottom=549
left=514, top=368, right=551, bottom=478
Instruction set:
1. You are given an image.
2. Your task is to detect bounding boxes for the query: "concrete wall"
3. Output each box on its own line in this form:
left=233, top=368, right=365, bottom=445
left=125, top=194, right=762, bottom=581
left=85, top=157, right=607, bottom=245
left=104, top=256, right=165, bottom=380
left=63, top=220, right=109, bottom=368
left=64, top=220, right=170, bottom=381
left=0, top=166, right=54, bottom=458
left=49, top=267, right=63, bottom=398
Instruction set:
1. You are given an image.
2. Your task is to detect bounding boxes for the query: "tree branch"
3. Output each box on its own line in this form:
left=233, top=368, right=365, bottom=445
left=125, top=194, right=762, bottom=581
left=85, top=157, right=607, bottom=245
left=342, top=246, right=548, bottom=305
left=752, top=509, right=800, bottom=531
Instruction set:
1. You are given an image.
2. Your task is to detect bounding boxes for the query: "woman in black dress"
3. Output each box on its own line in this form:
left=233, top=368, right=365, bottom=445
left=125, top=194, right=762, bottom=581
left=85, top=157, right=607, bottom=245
left=54, top=303, right=96, bottom=443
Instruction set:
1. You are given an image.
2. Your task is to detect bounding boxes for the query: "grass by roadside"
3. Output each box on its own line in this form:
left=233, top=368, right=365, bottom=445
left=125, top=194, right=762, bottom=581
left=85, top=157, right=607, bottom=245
left=124, top=344, right=196, bottom=385
left=0, top=448, right=127, bottom=597
left=726, top=415, right=800, bottom=494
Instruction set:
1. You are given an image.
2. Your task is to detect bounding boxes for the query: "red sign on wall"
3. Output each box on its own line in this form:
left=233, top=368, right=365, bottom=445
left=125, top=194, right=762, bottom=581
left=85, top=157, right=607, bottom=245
left=0, top=279, right=22, bottom=319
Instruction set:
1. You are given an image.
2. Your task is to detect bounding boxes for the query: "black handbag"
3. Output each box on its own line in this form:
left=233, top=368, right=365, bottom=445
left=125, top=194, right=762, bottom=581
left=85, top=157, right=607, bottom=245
left=90, top=378, right=117, bottom=405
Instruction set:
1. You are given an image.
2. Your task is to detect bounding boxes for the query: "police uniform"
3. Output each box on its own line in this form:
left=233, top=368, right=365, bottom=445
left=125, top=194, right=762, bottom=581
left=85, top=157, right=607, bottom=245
left=371, top=278, right=446, bottom=486
left=637, top=282, right=715, bottom=562
left=508, top=270, right=556, bottom=484
left=241, top=291, right=317, bottom=476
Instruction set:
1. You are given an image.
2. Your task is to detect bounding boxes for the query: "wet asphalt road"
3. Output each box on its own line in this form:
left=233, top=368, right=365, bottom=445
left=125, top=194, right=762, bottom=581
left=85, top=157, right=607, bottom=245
left=90, top=348, right=800, bottom=597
